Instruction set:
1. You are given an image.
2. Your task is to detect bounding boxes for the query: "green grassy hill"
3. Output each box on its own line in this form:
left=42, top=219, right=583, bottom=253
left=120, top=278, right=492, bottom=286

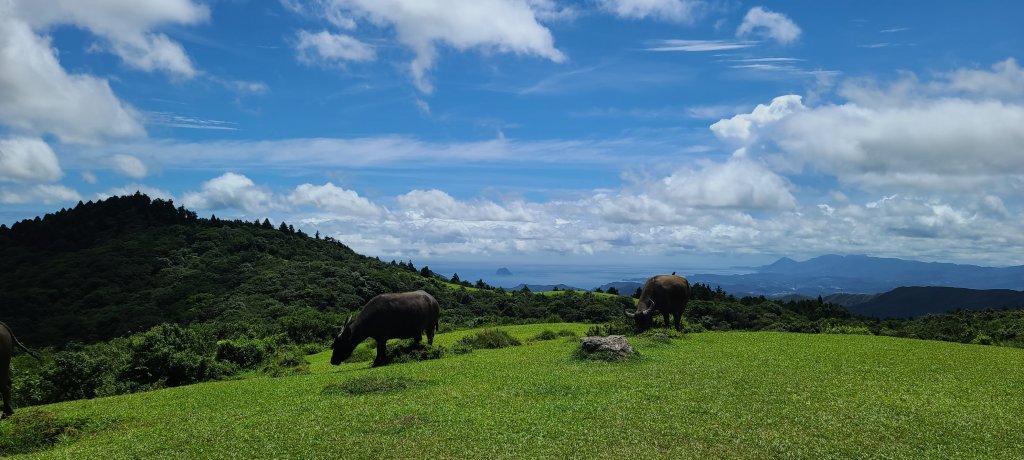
left=5, top=326, right=1024, bottom=459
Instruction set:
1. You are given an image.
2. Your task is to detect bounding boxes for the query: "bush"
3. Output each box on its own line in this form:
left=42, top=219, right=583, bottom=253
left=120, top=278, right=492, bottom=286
left=261, top=344, right=310, bottom=377
left=216, top=338, right=268, bottom=368
left=971, top=334, right=995, bottom=345
left=458, top=328, right=521, bottom=349
left=822, top=325, right=873, bottom=335
left=385, top=342, right=446, bottom=364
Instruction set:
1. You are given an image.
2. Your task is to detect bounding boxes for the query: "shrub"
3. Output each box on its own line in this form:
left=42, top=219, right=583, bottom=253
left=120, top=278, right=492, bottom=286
left=385, top=342, right=446, bottom=364
left=261, top=344, right=310, bottom=377
left=458, top=328, right=521, bottom=349
left=344, top=341, right=376, bottom=363
left=822, top=325, right=873, bottom=335
left=532, top=330, right=559, bottom=341
left=216, top=338, right=268, bottom=368
left=971, top=334, right=995, bottom=345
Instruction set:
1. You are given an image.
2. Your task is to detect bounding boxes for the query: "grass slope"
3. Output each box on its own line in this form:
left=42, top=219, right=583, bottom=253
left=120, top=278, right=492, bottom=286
left=6, top=325, right=1024, bottom=459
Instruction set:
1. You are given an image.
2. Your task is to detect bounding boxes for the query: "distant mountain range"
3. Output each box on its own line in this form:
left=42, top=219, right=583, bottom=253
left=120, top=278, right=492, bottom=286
left=689, top=254, right=1024, bottom=297
left=847, top=286, right=1024, bottom=318
left=589, top=255, right=1024, bottom=318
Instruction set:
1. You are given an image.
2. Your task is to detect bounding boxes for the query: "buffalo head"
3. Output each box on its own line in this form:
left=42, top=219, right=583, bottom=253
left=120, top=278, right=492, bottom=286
left=330, top=315, right=357, bottom=365
left=624, top=299, right=656, bottom=333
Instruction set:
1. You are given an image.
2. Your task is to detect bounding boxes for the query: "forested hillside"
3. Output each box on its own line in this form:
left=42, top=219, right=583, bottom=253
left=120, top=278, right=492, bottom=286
left=0, top=193, right=632, bottom=347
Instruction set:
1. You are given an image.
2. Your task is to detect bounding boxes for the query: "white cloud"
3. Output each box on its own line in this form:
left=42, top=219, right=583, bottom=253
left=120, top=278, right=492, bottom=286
left=736, top=6, right=801, bottom=45
left=398, top=189, right=536, bottom=221
left=942, top=58, right=1024, bottom=99
left=710, top=95, right=804, bottom=143
left=712, top=59, right=1024, bottom=192
left=295, top=30, right=376, bottom=65
left=305, top=0, right=565, bottom=93
left=0, top=183, right=80, bottom=204
left=81, top=171, right=97, bottom=184
left=0, top=11, right=145, bottom=143
left=656, top=158, right=796, bottom=209
left=288, top=182, right=381, bottom=217
left=10, top=0, right=208, bottom=77
left=0, top=137, right=62, bottom=182
left=598, top=0, right=704, bottom=23
left=110, top=154, right=148, bottom=179
left=181, top=172, right=278, bottom=214
left=645, top=39, right=756, bottom=52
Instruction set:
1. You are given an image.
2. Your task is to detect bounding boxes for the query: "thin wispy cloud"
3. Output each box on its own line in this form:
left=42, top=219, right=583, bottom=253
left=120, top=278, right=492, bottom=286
left=880, top=27, right=910, bottom=33
left=646, top=39, right=757, bottom=52
left=144, top=112, right=239, bottom=131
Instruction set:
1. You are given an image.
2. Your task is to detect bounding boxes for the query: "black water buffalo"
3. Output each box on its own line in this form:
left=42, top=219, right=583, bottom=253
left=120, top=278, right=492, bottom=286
left=2, top=321, right=42, bottom=418
left=624, top=274, right=692, bottom=332
left=331, top=290, right=440, bottom=367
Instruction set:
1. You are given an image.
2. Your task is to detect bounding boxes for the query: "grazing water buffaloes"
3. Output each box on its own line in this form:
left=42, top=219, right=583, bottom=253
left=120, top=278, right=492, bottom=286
left=2, top=321, right=42, bottom=418
left=624, top=274, right=692, bottom=333
left=331, top=290, right=440, bottom=367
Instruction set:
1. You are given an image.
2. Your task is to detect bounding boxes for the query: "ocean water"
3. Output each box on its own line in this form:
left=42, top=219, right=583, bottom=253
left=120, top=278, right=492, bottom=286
left=421, top=261, right=753, bottom=290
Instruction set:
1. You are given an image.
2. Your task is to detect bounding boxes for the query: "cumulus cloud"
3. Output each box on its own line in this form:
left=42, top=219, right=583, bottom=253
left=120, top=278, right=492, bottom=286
left=295, top=30, right=376, bottom=65
left=712, top=58, right=1024, bottom=192
left=941, top=58, right=1024, bottom=99
left=181, top=172, right=278, bottom=214
left=9, top=0, right=208, bottom=77
left=710, top=95, right=804, bottom=143
left=0, top=183, right=81, bottom=204
left=398, top=189, right=536, bottom=221
left=301, top=0, right=565, bottom=92
left=0, top=11, right=145, bottom=143
left=288, top=182, right=381, bottom=217
left=598, top=0, right=704, bottom=23
left=656, top=159, right=796, bottom=210
left=0, top=137, right=62, bottom=182
left=110, top=154, right=148, bottom=179
left=736, top=6, right=801, bottom=45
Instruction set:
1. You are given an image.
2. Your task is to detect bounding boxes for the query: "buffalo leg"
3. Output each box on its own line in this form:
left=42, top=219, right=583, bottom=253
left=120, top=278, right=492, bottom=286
left=1, top=366, right=12, bottom=418
left=426, top=326, right=435, bottom=346
left=372, top=339, right=389, bottom=367
left=662, top=312, right=670, bottom=329
left=673, top=314, right=682, bottom=332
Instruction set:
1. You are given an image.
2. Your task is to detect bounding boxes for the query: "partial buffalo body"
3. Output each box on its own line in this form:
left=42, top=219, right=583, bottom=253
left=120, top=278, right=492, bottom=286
left=2, top=321, right=41, bottom=418
left=331, top=290, right=440, bottom=367
left=625, top=274, right=692, bottom=332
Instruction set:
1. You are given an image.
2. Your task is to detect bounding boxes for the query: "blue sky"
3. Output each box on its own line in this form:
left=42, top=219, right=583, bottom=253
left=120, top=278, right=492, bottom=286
left=1, top=0, right=1023, bottom=272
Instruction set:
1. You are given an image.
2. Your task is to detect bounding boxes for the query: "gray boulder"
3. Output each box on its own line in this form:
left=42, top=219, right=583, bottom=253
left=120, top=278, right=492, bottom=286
left=579, top=335, right=634, bottom=359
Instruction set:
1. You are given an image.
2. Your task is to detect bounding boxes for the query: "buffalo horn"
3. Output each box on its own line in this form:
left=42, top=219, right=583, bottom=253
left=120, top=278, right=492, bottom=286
left=623, top=306, right=636, bottom=317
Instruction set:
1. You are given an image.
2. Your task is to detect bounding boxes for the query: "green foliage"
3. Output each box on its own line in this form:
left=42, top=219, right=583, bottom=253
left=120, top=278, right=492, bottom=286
left=385, top=342, right=446, bottom=364
left=822, top=325, right=874, bottom=335
left=216, top=337, right=269, bottom=368
left=458, top=328, right=521, bottom=349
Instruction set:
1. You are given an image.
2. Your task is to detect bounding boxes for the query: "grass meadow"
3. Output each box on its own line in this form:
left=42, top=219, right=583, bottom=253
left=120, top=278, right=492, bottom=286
left=4, top=324, right=1024, bottom=459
